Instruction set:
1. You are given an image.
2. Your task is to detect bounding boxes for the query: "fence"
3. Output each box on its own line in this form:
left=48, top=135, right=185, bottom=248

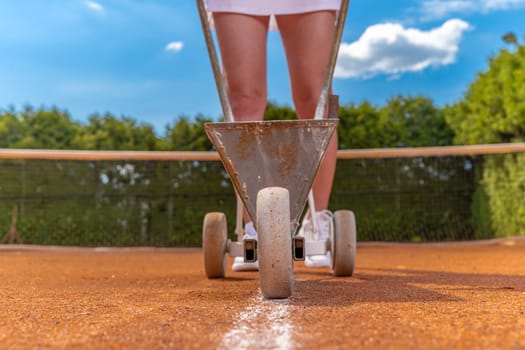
left=1, top=143, right=525, bottom=246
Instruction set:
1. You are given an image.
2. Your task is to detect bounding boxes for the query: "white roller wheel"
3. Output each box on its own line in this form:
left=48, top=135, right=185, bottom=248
left=331, top=210, right=356, bottom=276
left=257, top=187, right=293, bottom=299
left=202, top=212, right=228, bottom=278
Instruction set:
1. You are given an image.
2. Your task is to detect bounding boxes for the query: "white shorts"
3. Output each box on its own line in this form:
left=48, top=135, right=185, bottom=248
left=205, top=0, right=341, bottom=15
left=205, top=0, right=340, bottom=30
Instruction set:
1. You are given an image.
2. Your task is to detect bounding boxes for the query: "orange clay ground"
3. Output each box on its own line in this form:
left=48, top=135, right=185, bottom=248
left=1, top=239, right=524, bottom=349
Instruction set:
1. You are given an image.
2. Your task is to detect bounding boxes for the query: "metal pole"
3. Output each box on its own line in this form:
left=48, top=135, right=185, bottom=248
left=314, top=0, right=350, bottom=120
left=196, top=0, right=234, bottom=122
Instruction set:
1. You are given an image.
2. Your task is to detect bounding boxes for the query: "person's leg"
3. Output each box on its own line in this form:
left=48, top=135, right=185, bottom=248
left=214, top=12, right=270, bottom=223
left=276, top=11, right=338, bottom=211
left=213, top=13, right=269, bottom=271
left=213, top=13, right=269, bottom=122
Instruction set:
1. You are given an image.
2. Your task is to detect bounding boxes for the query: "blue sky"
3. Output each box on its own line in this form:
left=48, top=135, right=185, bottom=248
left=0, top=1, right=524, bottom=133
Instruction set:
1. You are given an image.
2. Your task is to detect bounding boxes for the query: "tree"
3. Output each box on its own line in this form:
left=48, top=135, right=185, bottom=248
left=445, top=39, right=525, bottom=144
left=16, top=106, right=81, bottom=149
left=337, top=101, right=392, bottom=149
left=264, top=101, right=297, bottom=120
left=380, top=95, right=454, bottom=147
left=0, top=108, right=24, bottom=147
left=164, top=115, right=213, bottom=151
left=75, top=113, right=160, bottom=150
left=444, top=35, right=525, bottom=238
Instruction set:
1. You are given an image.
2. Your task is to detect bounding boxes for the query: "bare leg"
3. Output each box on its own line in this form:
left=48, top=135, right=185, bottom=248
left=214, top=13, right=270, bottom=223
left=276, top=11, right=338, bottom=210
left=213, top=13, right=269, bottom=122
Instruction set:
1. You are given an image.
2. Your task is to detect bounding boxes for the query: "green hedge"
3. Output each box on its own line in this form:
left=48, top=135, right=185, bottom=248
left=0, top=155, right=490, bottom=246
left=476, top=154, right=525, bottom=237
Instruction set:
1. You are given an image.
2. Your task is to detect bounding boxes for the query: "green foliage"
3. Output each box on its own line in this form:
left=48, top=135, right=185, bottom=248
left=0, top=98, right=474, bottom=245
left=444, top=37, right=525, bottom=239
left=264, top=101, right=297, bottom=120
left=0, top=155, right=475, bottom=245
left=76, top=113, right=160, bottom=150
left=0, top=72, right=516, bottom=245
left=0, top=108, right=24, bottom=147
left=20, top=106, right=82, bottom=149
left=470, top=182, right=493, bottom=239
left=337, top=96, right=453, bottom=149
left=164, top=115, right=213, bottom=151
left=481, top=154, right=525, bottom=237
left=381, top=95, right=454, bottom=147
left=0, top=158, right=235, bottom=247
left=0, top=106, right=81, bottom=149
left=446, top=42, right=525, bottom=144
left=331, top=156, right=476, bottom=242
left=338, top=101, right=390, bottom=148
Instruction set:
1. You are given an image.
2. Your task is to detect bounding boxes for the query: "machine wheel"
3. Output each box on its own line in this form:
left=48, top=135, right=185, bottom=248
left=331, top=210, right=356, bottom=276
left=202, top=212, right=228, bottom=278
left=257, top=187, right=293, bottom=299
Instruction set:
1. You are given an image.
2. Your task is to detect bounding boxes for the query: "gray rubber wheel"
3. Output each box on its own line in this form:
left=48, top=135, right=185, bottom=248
left=257, top=187, right=293, bottom=299
left=202, top=212, right=228, bottom=278
left=331, top=210, right=356, bottom=276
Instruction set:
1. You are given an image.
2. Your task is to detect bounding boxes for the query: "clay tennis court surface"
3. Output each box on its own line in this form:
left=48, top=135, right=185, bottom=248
left=1, top=239, right=524, bottom=349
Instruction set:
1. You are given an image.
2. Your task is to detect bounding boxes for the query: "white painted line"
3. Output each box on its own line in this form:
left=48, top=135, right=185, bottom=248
left=218, top=294, right=293, bottom=350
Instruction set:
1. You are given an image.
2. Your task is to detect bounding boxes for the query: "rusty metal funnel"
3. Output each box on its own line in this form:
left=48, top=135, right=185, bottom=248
left=205, top=119, right=338, bottom=235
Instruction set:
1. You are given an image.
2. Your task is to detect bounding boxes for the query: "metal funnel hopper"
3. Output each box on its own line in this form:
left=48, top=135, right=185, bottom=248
left=205, top=119, right=338, bottom=235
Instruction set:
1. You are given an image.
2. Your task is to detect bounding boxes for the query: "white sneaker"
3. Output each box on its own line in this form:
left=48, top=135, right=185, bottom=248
left=244, top=221, right=257, bottom=239
left=304, top=252, right=331, bottom=268
left=299, top=210, right=333, bottom=268
left=232, top=222, right=259, bottom=272
left=232, top=256, right=259, bottom=272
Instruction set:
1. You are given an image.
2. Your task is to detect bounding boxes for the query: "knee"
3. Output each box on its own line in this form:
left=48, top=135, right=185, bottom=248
left=229, top=88, right=267, bottom=121
left=293, top=89, right=321, bottom=119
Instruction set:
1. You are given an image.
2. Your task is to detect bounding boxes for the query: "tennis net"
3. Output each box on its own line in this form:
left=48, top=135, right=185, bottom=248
left=1, top=143, right=524, bottom=246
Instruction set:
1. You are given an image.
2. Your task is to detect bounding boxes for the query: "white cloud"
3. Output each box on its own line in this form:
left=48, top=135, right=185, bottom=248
left=417, top=0, right=525, bottom=20
left=335, top=19, right=471, bottom=79
left=85, top=1, right=104, bottom=13
left=165, top=41, right=184, bottom=53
